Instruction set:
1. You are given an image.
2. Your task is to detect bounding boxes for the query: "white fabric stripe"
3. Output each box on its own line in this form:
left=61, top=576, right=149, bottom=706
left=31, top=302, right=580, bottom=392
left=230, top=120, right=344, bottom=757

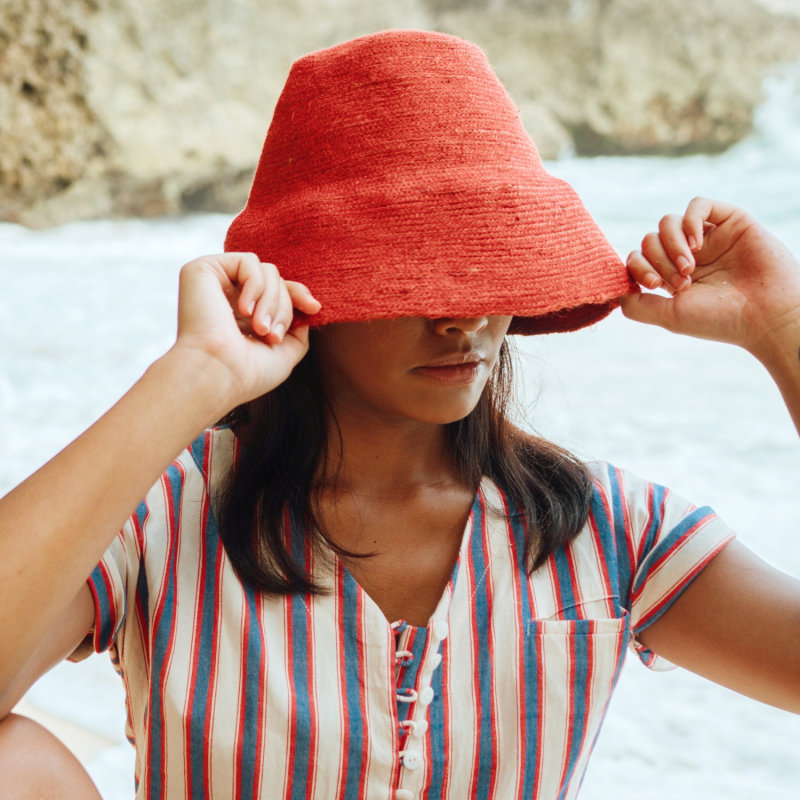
left=307, top=563, right=344, bottom=799
left=210, top=549, right=246, bottom=798
left=258, top=581, right=290, bottom=799
left=332, top=569, right=349, bottom=799
left=484, top=488, right=524, bottom=799
left=160, top=462, right=192, bottom=798
left=482, top=496, right=502, bottom=800
left=358, top=587, right=393, bottom=799
left=446, top=509, right=480, bottom=798
left=180, top=460, right=205, bottom=770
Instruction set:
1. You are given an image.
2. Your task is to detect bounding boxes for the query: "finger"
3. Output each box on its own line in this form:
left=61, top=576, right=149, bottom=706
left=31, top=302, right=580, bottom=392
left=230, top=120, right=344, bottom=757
left=626, top=250, right=665, bottom=291
left=658, top=213, right=695, bottom=276
left=619, top=290, right=680, bottom=331
left=287, top=323, right=311, bottom=350
left=641, top=231, right=690, bottom=293
left=229, top=253, right=265, bottom=318
left=250, top=263, right=283, bottom=336
left=266, top=279, right=296, bottom=343
left=285, top=281, right=322, bottom=315
left=684, top=196, right=741, bottom=252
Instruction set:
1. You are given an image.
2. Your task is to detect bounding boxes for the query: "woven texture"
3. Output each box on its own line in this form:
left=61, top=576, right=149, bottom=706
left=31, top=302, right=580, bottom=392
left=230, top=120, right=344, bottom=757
left=225, top=30, right=635, bottom=334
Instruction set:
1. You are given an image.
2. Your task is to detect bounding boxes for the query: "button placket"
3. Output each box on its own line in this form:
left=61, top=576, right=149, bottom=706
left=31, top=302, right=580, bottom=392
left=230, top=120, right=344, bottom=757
left=393, top=531, right=462, bottom=799
left=391, top=613, right=450, bottom=793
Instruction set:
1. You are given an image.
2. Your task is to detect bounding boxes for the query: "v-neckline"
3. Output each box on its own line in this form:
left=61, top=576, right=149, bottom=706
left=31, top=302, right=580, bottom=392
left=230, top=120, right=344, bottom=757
left=330, top=485, right=483, bottom=633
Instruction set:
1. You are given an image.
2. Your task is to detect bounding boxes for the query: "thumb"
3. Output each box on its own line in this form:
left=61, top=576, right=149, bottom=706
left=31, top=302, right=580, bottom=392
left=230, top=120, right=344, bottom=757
left=619, top=291, right=679, bottom=331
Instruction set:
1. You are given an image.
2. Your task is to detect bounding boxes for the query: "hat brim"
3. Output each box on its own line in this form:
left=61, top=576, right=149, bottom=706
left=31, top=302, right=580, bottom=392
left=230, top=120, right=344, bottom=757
left=225, top=167, right=634, bottom=335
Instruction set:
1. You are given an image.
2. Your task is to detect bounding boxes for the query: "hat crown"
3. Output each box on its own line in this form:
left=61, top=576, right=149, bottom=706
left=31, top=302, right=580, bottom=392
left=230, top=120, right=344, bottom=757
left=251, top=31, right=539, bottom=204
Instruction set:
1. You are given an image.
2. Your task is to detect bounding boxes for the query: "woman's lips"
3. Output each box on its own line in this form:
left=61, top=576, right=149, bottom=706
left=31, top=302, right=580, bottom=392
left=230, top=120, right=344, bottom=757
left=412, top=355, right=485, bottom=384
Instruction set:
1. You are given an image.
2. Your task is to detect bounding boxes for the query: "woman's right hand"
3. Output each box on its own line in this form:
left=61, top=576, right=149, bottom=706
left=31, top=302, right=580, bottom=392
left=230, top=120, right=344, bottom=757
left=171, top=253, right=321, bottom=407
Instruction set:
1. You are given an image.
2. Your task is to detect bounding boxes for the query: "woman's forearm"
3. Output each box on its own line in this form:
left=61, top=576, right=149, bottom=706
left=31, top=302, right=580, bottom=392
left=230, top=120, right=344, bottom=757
left=0, top=347, right=235, bottom=695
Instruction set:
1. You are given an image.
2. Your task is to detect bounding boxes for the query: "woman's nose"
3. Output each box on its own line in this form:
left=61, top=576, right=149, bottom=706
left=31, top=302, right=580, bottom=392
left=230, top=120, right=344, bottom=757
left=429, top=316, right=490, bottom=335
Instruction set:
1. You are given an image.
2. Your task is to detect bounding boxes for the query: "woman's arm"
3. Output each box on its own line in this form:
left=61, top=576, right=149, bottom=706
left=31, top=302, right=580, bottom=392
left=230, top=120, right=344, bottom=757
left=0, top=253, right=320, bottom=715
left=622, top=198, right=800, bottom=711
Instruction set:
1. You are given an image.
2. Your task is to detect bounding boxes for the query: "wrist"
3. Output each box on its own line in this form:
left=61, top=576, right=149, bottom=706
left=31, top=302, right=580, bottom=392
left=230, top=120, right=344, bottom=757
left=155, top=345, right=243, bottom=425
left=746, top=311, right=800, bottom=372
left=746, top=312, right=800, bottom=438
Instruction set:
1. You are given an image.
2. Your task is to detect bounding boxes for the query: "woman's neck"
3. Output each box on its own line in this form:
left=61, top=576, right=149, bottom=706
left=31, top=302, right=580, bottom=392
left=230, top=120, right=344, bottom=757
left=317, top=409, right=464, bottom=496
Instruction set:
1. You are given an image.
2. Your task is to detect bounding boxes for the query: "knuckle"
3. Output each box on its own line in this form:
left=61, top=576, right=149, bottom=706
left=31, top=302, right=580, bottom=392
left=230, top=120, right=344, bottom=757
left=640, top=231, right=660, bottom=252
left=179, top=259, right=207, bottom=281
left=626, top=252, right=648, bottom=273
left=238, top=252, right=261, bottom=274
left=658, top=213, right=681, bottom=233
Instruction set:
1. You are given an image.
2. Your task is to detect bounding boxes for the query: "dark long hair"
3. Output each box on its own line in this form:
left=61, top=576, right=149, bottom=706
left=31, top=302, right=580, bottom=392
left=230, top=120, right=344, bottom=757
left=217, top=338, right=593, bottom=595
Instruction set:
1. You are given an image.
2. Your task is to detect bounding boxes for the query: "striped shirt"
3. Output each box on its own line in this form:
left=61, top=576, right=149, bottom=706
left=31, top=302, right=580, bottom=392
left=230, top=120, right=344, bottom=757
left=83, top=427, right=734, bottom=799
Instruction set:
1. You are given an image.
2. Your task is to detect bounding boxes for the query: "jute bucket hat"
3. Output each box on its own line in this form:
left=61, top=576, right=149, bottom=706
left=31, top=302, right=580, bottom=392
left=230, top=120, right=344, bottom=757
left=225, top=30, right=634, bottom=334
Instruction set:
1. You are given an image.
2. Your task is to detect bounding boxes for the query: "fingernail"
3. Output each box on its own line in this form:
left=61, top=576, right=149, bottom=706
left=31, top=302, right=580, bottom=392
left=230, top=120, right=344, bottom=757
left=306, top=289, right=322, bottom=308
left=646, top=274, right=661, bottom=289
left=261, top=313, right=272, bottom=333
left=671, top=274, right=687, bottom=291
left=676, top=255, right=693, bottom=276
left=273, top=322, right=286, bottom=340
left=247, top=299, right=256, bottom=315
left=688, top=235, right=699, bottom=252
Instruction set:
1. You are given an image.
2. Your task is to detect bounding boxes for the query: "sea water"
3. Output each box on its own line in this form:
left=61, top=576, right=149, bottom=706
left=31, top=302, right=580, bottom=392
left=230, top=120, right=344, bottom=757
left=2, top=68, right=800, bottom=798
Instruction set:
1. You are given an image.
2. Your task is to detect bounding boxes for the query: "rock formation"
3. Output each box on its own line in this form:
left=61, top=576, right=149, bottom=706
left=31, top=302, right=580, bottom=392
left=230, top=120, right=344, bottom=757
left=433, top=0, right=800, bottom=157
left=1, top=0, right=799, bottom=226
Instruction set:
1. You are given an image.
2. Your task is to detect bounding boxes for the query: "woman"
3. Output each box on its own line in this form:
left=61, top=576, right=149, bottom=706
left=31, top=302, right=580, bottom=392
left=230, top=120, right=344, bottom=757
left=1, top=30, right=799, bottom=800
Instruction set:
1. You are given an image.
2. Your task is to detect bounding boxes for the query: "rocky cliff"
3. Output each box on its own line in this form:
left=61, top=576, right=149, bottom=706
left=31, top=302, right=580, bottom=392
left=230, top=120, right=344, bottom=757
left=2, top=0, right=799, bottom=226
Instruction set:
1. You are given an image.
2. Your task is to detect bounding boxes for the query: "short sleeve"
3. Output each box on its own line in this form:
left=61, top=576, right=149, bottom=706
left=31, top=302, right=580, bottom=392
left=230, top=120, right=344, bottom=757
left=66, top=503, right=147, bottom=661
left=589, top=463, right=736, bottom=671
left=67, top=426, right=237, bottom=662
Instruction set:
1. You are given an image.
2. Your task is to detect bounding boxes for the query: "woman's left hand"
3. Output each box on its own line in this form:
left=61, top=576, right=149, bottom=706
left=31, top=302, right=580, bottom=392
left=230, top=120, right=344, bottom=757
left=621, top=197, right=800, bottom=361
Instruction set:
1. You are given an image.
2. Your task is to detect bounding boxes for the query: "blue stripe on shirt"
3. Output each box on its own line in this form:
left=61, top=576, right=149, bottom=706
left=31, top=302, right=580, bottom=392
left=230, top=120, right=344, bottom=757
left=508, top=507, right=539, bottom=800
left=469, top=495, right=497, bottom=796
left=341, top=568, right=366, bottom=795
left=187, top=492, right=221, bottom=796
left=289, top=513, right=313, bottom=799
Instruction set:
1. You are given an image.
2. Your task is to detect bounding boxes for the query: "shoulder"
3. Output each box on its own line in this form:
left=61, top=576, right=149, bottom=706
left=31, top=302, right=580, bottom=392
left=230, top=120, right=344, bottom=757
left=184, top=425, right=239, bottom=485
left=584, top=460, right=701, bottom=519
left=146, top=426, right=239, bottom=512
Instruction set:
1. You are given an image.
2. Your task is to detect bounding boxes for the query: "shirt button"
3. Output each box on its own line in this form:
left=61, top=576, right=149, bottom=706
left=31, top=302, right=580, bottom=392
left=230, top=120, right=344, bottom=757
left=432, top=620, right=449, bottom=640
left=431, top=652, right=442, bottom=669
left=412, top=719, right=429, bottom=737
left=418, top=686, right=434, bottom=706
left=403, top=750, right=422, bottom=770
left=396, top=789, right=414, bottom=799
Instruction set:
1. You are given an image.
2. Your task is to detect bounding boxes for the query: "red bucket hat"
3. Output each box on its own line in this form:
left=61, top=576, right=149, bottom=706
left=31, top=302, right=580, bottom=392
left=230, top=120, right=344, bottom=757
left=225, top=30, right=634, bottom=334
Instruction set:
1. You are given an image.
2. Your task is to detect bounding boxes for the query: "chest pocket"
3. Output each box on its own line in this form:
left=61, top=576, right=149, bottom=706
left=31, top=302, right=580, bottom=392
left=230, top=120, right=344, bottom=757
left=522, top=613, right=630, bottom=798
